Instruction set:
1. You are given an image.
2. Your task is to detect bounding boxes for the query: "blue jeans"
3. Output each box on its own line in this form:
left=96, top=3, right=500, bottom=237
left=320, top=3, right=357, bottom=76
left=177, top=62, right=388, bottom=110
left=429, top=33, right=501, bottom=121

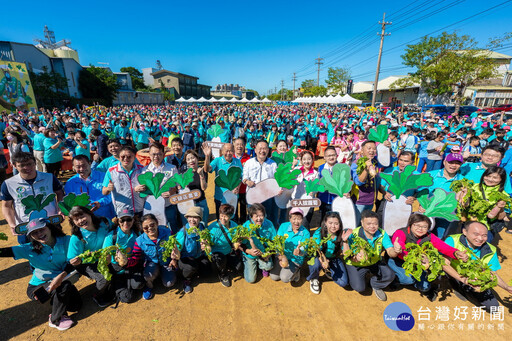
left=165, top=205, right=182, bottom=235
left=355, top=204, right=374, bottom=227
left=243, top=254, right=274, bottom=283
left=307, top=257, right=348, bottom=287
left=417, top=157, right=428, bottom=172
left=143, top=261, right=176, bottom=289
left=388, top=258, right=431, bottom=292
left=425, top=159, right=442, bottom=172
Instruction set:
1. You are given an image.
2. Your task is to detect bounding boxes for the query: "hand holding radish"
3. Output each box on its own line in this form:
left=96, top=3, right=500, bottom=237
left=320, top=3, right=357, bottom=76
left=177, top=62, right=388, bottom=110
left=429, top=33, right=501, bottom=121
left=384, top=192, right=393, bottom=202
left=455, top=250, right=468, bottom=262
left=70, top=256, right=82, bottom=266
left=161, top=191, right=171, bottom=198
left=200, top=241, right=206, bottom=251
left=91, top=201, right=100, bottom=211
left=245, top=180, right=255, bottom=188
left=115, top=250, right=128, bottom=267
left=247, top=248, right=261, bottom=257
left=134, top=184, right=147, bottom=193
left=293, top=242, right=301, bottom=256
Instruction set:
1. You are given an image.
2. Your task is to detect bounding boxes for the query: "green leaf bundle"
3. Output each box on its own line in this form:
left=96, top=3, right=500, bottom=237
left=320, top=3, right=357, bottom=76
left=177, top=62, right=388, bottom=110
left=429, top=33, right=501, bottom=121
left=137, top=172, right=175, bottom=199
left=302, top=234, right=332, bottom=265
left=453, top=253, right=498, bottom=291
left=259, top=235, right=287, bottom=258
left=403, top=242, right=445, bottom=282
left=304, top=178, right=325, bottom=195
left=58, top=193, right=93, bottom=216
left=356, top=157, right=368, bottom=175
left=319, top=163, right=353, bottom=197
left=161, top=235, right=181, bottom=262
left=274, top=163, right=301, bottom=189
left=171, top=168, right=195, bottom=188
left=344, top=235, right=378, bottom=263
left=77, top=245, right=127, bottom=281
left=187, top=226, right=213, bottom=261
left=380, top=165, right=434, bottom=199
left=215, top=167, right=242, bottom=191
left=207, top=124, right=224, bottom=138
left=229, top=224, right=260, bottom=247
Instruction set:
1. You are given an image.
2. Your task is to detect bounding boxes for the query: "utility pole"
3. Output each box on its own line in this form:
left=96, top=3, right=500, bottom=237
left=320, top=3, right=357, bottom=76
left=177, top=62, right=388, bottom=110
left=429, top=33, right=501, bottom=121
left=371, top=12, right=391, bottom=108
left=292, top=72, right=297, bottom=100
left=315, top=57, right=323, bottom=87
left=274, top=86, right=277, bottom=95
left=280, top=80, right=284, bottom=100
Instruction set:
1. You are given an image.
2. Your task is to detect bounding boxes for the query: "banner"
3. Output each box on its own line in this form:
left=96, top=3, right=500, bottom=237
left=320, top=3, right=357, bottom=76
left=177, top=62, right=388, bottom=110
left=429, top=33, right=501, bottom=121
left=0, top=61, right=37, bottom=113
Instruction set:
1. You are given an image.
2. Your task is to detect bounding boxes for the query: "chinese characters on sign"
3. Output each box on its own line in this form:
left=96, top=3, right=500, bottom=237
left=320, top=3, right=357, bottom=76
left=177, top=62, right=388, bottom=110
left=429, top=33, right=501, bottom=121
left=169, top=189, right=201, bottom=204
left=290, top=198, right=321, bottom=208
left=416, top=306, right=505, bottom=331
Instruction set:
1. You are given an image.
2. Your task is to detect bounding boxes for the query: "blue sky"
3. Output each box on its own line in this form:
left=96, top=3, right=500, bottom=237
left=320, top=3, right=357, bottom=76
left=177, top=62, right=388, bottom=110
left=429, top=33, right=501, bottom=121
left=1, top=0, right=511, bottom=95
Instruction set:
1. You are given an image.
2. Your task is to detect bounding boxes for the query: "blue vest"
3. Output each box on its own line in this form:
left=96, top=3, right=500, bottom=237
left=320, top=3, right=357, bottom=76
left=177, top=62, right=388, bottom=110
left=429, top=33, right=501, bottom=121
left=135, top=226, right=171, bottom=265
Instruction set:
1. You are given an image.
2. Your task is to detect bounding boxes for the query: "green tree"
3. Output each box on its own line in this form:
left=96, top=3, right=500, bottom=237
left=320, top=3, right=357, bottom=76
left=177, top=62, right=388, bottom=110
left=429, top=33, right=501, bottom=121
left=246, top=89, right=260, bottom=97
left=391, top=31, right=501, bottom=112
left=350, top=93, right=370, bottom=102
left=325, top=66, right=351, bottom=95
left=120, top=66, right=150, bottom=91
left=29, top=66, right=70, bottom=106
left=310, top=86, right=327, bottom=96
left=78, top=65, right=120, bottom=105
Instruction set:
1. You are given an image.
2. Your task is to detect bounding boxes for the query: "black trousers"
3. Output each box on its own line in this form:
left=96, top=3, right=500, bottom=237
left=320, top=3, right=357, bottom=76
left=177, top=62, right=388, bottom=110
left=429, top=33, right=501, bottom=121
left=178, top=255, right=211, bottom=281
left=211, top=251, right=243, bottom=277
left=27, top=280, right=82, bottom=324
left=75, top=263, right=109, bottom=293
left=236, top=193, right=248, bottom=224
left=111, top=264, right=145, bottom=303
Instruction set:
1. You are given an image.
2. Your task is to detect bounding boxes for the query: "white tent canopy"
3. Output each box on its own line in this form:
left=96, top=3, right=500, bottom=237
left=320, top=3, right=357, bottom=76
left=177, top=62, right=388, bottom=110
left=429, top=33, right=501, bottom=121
left=175, top=97, right=186, bottom=102
left=339, top=94, right=362, bottom=105
left=186, top=97, right=197, bottom=103
left=196, top=97, right=208, bottom=102
left=249, top=97, right=260, bottom=103
left=229, top=97, right=239, bottom=102
left=218, top=97, right=229, bottom=102
left=261, top=97, right=271, bottom=103
left=239, top=97, right=250, bottom=103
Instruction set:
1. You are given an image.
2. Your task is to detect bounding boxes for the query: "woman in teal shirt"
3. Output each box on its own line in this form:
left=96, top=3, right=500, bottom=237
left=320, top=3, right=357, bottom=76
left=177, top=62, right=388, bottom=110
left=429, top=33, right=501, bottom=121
left=74, top=131, right=90, bottom=159
left=68, top=206, right=113, bottom=307
left=208, top=204, right=242, bottom=287
left=0, top=219, right=81, bottom=331
left=241, top=203, right=276, bottom=283
left=270, top=207, right=310, bottom=284
left=43, top=128, right=63, bottom=177
left=102, top=210, right=143, bottom=303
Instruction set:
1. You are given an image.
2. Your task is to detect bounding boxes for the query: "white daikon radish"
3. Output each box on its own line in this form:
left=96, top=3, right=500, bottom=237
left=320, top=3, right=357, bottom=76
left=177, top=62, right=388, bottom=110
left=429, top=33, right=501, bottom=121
left=275, top=188, right=293, bottom=209
left=207, top=124, right=225, bottom=159
left=319, top=164, right=357, bottom=230
left=177, top=187, right=196, bottom=214
left=376, top=144, right=391, bottom=167
left=380, top=165, right=435, bottom=234
left=382, top=195, right=412, bottom=235
left=211, top=137, right=221, bottom=158
left=144, top=195, right=167, bottom=226
left=247, top=163, right=301, bottom=206
left=246, top=178, right=281, bottom=205
left=215, top=166, right=242, bottom=211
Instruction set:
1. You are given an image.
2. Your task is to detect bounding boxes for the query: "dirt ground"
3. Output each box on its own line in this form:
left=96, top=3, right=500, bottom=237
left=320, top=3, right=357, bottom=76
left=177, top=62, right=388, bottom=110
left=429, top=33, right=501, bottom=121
left=1, top=166, right=512, bottom=340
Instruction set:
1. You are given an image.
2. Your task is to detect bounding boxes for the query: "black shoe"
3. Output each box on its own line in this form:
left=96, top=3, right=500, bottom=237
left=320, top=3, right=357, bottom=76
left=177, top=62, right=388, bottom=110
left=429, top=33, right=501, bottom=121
left=426, top=284, right=439, bottom=302
left=453, top=289, right=468, bottom=302
left=220, top=275, right=232, bottom=288
left=93, top=294, right=113, bottom=308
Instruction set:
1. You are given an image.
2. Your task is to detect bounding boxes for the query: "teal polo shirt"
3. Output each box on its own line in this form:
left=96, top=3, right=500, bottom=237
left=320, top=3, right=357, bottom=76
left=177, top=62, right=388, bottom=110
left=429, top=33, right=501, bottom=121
left=427, top=168, right=463, bottom=194
left=460, top=162, right=512, bottom=195
left=277, top=222, right=311, bottom=266
left=209, top=156, right=242, bottom=202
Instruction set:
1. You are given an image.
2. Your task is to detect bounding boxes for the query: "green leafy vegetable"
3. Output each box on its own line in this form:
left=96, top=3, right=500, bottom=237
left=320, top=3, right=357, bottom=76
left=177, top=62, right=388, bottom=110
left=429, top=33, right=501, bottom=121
left=215, top=167, right=242, bottom=191
left=380, top=165, right=433, bottom=199
left=304, top=178, right=325, bottom=195
left=453, top=250, right=498, bottom=291
left=187, top=226, right=213, bottom=261
left=207, top=124, right=224, bottom=138
left=58, top=193, right=93, bottom=216
left=302, top=235, right=332, bottom=265
left=0, top=232, right=8, bottom=241
left=416, top=189, right=458, bottom=221
left=356, top=157, right=368, bottom=175
left=319, top=163, right=353, bottom=197
left=229, top=224, right=261, bottom=248
left=137, top=172, right=175, bottom=199
left=77, top=245, right=127, bottom=281
left=402, top=242, right=445, bottom=282
left=161, top=235, right=181, bottom=263
left=271, top=148, right=297, bottom=165
left=170, top=168, right=194, bottom=188
left=344, top=235, right=378, bottom=263
left=368, top=125, right=389, bottom=143
left=259, top=235, right=287, bottom=258
left=21, top=194, right=57, bottom=214
left=274, top=163, right=301, bottom=189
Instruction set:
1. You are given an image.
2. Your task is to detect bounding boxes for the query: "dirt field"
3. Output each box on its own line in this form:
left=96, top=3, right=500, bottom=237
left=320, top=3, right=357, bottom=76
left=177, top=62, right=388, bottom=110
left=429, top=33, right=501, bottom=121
left=1, top=167, right=512, bottom=340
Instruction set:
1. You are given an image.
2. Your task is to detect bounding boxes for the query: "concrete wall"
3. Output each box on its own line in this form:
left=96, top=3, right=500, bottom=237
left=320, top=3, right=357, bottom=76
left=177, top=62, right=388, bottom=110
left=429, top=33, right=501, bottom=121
left=10, top=43, right=52, bottom=73
left=113, top=91, right=164, bottom=105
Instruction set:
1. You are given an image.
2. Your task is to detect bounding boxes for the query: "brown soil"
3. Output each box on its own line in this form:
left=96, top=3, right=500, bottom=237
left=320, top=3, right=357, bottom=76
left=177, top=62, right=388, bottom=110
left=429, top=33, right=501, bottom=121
left=1, top=168, right=511, bottom=340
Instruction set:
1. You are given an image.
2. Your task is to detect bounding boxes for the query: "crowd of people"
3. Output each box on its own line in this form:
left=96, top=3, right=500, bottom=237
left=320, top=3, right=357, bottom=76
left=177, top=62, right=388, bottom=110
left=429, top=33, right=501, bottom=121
left=1, top=103, right=512, bottom=331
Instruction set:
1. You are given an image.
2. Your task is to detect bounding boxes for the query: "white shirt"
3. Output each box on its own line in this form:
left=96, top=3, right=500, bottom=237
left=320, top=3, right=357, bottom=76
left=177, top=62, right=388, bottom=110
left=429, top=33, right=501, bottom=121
left=243, top=157, right=277, bottom=184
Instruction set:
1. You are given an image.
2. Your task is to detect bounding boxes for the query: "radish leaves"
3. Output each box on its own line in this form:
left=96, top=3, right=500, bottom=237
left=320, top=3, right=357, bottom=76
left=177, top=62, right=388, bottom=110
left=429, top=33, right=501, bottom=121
left=215, top=166, right=242, bottom=191
left=403, top=242, right=445, bottom=282
left=304, top=178, right=325, bottom=195
left=381, top=165, right=433, bottom=199
left=59, top=193, right=93, bottom=216
left=271, top=147, right=297, bottom=165
left=368, top=125, right=389, bottom=143
left=161, top=235, right=181, bottom=262
left=137, top=172, right=175, bottom=199
left=207, top=124, right=224, bottom=138
left=170, top=168, right=194, bottom=188
left=274, top=163, right=301, bottom=189
left=319, top=163, right=353, bottom=197
left=416, top=189, right=458, bottom=221
left=21, top=194, right=57, bottom=214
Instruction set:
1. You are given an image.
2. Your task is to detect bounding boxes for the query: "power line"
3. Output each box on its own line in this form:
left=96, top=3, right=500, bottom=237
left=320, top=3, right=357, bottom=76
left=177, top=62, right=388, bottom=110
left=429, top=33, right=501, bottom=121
left=315, top=57, right=324, bottom=86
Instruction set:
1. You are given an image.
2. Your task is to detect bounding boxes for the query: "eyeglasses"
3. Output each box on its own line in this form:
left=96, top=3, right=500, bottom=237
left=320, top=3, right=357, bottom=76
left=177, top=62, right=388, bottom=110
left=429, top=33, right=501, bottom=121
left=412, top=223, right=429, bottom=230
